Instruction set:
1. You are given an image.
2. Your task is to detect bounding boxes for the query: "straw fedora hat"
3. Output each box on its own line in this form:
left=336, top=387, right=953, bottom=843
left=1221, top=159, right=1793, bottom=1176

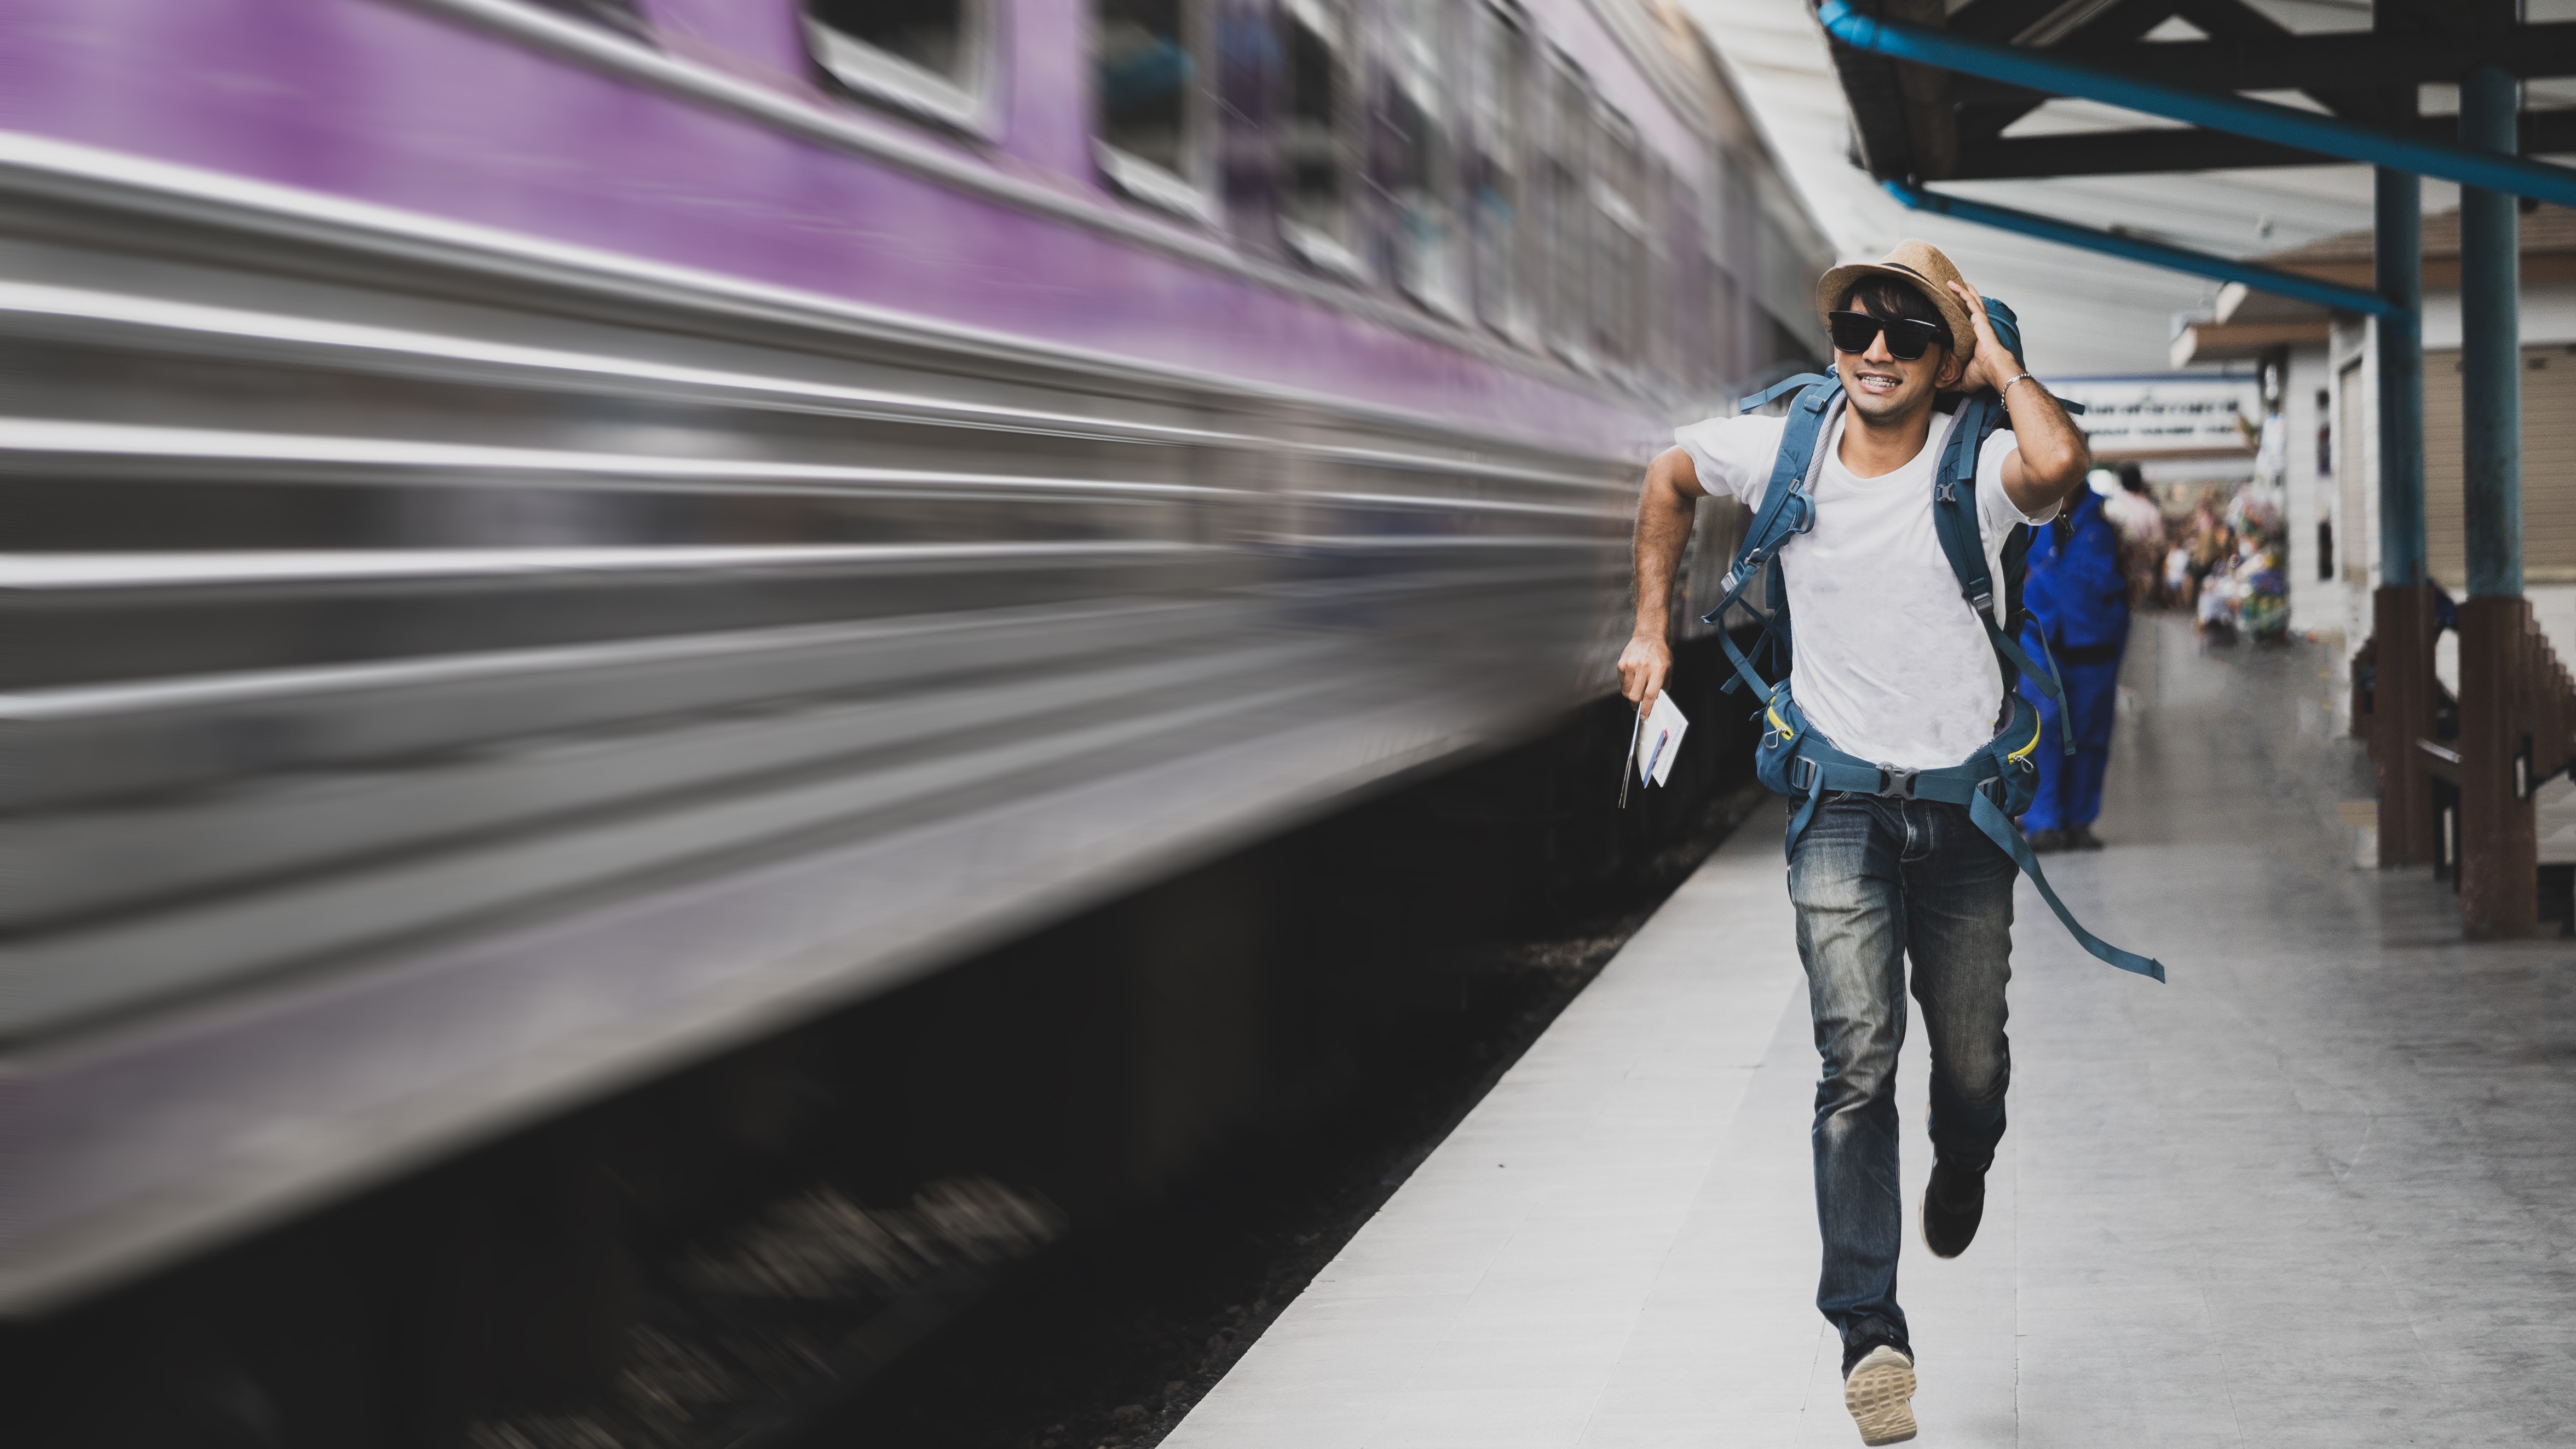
left=1816, top=239, right=1977, bottom=362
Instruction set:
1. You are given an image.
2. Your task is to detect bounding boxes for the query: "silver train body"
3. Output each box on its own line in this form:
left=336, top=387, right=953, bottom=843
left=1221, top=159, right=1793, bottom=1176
left=0, top=0, right=1827, bottom=1313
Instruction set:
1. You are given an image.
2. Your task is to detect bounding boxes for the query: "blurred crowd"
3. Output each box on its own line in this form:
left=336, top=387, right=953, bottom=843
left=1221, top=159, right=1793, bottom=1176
left=2097, top=463, right=2287, bottom=645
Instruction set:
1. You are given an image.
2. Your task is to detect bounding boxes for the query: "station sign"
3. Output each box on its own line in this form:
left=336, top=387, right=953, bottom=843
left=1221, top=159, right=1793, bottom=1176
left=2044, top=373, right=2263, bottom=461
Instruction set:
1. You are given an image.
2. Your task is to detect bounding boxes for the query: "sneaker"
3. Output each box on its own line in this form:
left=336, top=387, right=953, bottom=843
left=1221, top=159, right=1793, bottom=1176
left=1842, top=1343, right=1918, bottom=1445
left=2066, top=823, right=2106, bottom=850
left=1839, top=1317, right=1904, bottom=1378
left=2025, top=827, right=2066, bottom=853
left=1921, top=1159, right=1985, bottom=1259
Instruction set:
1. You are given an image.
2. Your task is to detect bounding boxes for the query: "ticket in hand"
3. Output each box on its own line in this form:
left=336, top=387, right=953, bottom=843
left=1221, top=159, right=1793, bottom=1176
left=1635, top=691, right=1688, bottom=787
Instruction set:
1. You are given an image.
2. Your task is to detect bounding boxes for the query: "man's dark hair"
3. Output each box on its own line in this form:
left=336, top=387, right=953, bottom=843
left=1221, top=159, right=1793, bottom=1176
left=2118, top=462, right=2148, bottom=493
left=1837, top=275, right=1948, bottom=347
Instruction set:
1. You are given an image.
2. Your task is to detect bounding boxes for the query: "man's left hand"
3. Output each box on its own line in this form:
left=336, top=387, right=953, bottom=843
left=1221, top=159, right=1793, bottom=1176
left=1946, top=281, right=2021, bottom=394
left=1950, top=280, right=2089, bottom=512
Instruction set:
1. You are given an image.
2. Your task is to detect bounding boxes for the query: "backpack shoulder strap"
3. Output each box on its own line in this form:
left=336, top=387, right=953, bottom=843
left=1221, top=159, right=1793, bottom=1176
left=1928, top=396, right=1999, bottom=618
left=1702, top=378, right=1841, bottom=696
left=1928, top=395, right=2075, bottom=748
left=1737, top=380, right=1838, bottom=564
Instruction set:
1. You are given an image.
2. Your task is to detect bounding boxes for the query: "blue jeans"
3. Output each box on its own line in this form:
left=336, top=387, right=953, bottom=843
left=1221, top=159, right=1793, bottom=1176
left=1788, top=792, right=2016, bottom=1361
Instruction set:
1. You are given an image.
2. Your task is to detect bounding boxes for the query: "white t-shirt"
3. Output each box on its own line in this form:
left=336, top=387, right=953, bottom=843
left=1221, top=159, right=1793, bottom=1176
left=1674, top=403, right=2057, bottom=771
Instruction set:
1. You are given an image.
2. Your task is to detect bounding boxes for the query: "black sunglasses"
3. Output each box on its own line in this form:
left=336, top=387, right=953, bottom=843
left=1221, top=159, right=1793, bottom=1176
left=1826, top=310, right=1945, bottom=362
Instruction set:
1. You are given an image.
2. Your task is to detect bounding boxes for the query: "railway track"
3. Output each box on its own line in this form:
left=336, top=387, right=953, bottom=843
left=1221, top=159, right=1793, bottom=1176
left=9, top=640, right=1759, bottom=1449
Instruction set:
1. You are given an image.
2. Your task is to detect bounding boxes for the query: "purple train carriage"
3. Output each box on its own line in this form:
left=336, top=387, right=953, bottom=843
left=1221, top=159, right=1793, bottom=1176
left=0, top=0, right=1825, bottom=1323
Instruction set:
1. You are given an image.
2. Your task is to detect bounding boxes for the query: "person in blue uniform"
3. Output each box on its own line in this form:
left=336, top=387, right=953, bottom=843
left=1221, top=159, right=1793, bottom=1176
left=2020, top=480, right=2129, bottom=851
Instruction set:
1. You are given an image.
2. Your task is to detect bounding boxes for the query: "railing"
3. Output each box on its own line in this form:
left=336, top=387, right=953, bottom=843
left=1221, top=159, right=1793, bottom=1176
left=2355, top=588, right=2576, bottom=928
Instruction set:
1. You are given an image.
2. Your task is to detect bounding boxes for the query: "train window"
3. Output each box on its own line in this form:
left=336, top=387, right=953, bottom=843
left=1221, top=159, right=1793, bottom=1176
left=1593, top=111, right=1647, bottom=369
left=805, top=0, right=994, bottom=131
left=1383, top=0, right=1466, bottom=319
left=1714, top=266, right=1749, bottom=394
left=1643, top=156, right=1679, bottom=383
left=1465, top=1, right=1532, bottom=343
left=1095, top=0, right=1216, bottom=221
left=1537, top=54, right=1594, bottom=369
left=1710, top=157, right=1760, bottom=392
left=1278, top=0, right=1366, bottom=279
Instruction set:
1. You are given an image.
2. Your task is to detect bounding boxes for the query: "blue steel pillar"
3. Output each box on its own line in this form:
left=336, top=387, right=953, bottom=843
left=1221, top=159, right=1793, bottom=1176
left=2461, top=71, right=2523, bottom=603
left=2377, top=170, right=2425, bottom=590
left=2457, top=65, right=2537, bottom=937
left=2372, top=168, right=2438, bottom=867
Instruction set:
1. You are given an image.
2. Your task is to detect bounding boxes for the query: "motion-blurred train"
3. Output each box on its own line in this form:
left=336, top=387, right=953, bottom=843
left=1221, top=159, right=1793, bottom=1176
left=0, top=0, right=1826, bottom=1312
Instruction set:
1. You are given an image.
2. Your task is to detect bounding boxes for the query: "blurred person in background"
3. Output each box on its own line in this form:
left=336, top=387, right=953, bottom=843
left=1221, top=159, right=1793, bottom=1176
left=2100, top=463, right=2164, bottom=608
left=2186, top=507, right=2231, bottom=640
left=2019, top=473, right=2128, bottom=852
left=2196, top=554, right=2240, bottom=646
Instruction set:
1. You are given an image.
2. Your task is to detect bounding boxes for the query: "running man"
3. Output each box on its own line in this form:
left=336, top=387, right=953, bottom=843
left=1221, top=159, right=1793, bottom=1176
left=1615, top=241, right=2090, bottom=1445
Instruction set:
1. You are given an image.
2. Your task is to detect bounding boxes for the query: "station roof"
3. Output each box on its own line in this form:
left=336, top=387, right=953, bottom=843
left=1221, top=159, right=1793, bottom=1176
left=1827, top=0, right=2576, bottom=185
left=1684, top=0, right=2576, bottom=375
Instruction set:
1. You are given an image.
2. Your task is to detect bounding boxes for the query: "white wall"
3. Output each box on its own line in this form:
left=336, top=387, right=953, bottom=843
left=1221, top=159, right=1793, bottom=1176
left=2419, top=281, right=2576, bottom=349
left=2283, top=316, right=2381, bottom=651
left=2417, top=598, right=2576, bottom=698
left=2283, top=341, right=2337, bottom=637
left=2532, top=585, right=2576, bottom=681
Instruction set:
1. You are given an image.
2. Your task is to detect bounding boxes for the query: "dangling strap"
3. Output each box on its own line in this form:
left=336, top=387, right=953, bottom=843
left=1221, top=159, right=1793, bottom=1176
left=1714, top=556, right=1798, bottom=697
left=2019, top=626, right=2076, bottom=756
left=1786, top=755, right=1828, bottom=854
left=1966, top=783, right=2165, bottom=980
left=1718, top=614, right=1777, bottom=698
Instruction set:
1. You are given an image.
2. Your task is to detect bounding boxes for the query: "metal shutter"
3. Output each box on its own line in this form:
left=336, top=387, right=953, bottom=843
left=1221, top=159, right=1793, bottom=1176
left=2422, top=344, right=2576, bottom=586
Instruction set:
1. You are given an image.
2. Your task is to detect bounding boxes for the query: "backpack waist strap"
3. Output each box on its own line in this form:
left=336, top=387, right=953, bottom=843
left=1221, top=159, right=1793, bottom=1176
left=1786, top=746, right=1997, bottom=806
left=1782, top=733, right=2166, bottom=983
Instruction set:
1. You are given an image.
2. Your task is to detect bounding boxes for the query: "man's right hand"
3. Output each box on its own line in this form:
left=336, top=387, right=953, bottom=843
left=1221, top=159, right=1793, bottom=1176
left=1617, top=633, right=1672, bottom=716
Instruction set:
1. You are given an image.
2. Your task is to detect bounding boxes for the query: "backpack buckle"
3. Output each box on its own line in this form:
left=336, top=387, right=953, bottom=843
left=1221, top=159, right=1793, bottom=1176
left=1875, top=764, right=1918, bottom=799
left=1790, top=756, right=1819, bottom=791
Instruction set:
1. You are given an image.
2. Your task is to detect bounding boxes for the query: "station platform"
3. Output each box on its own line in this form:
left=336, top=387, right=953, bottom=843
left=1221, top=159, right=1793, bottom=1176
left=1165, top=617, right=2576, bottom=1446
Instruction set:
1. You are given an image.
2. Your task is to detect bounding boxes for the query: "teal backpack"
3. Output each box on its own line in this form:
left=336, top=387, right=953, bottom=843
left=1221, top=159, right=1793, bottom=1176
left=1708, top=300, right=2163, bottom=981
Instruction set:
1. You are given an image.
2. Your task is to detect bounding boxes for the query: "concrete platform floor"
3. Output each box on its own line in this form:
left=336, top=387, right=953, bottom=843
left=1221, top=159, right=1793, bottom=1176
left=1163, top=617, right=2576, bottom=1447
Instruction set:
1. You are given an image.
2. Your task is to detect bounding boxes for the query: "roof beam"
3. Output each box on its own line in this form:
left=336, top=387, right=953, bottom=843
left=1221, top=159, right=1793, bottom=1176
left=1885, top=180, right=2400, bottom=316
left=1945, top=0, right=2080, bottom=44
left=1950, top=128, right=2341, bottom=178
left=2162, top=0, right=2395, bottom=125
left=1948, top=110, right=2576, bottom=180
left=1943, top=22, right=2576, bottom=103
left=2168, top=0, right=2286, bottom=45
left=1949, top=0, right=2181, bottom=166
